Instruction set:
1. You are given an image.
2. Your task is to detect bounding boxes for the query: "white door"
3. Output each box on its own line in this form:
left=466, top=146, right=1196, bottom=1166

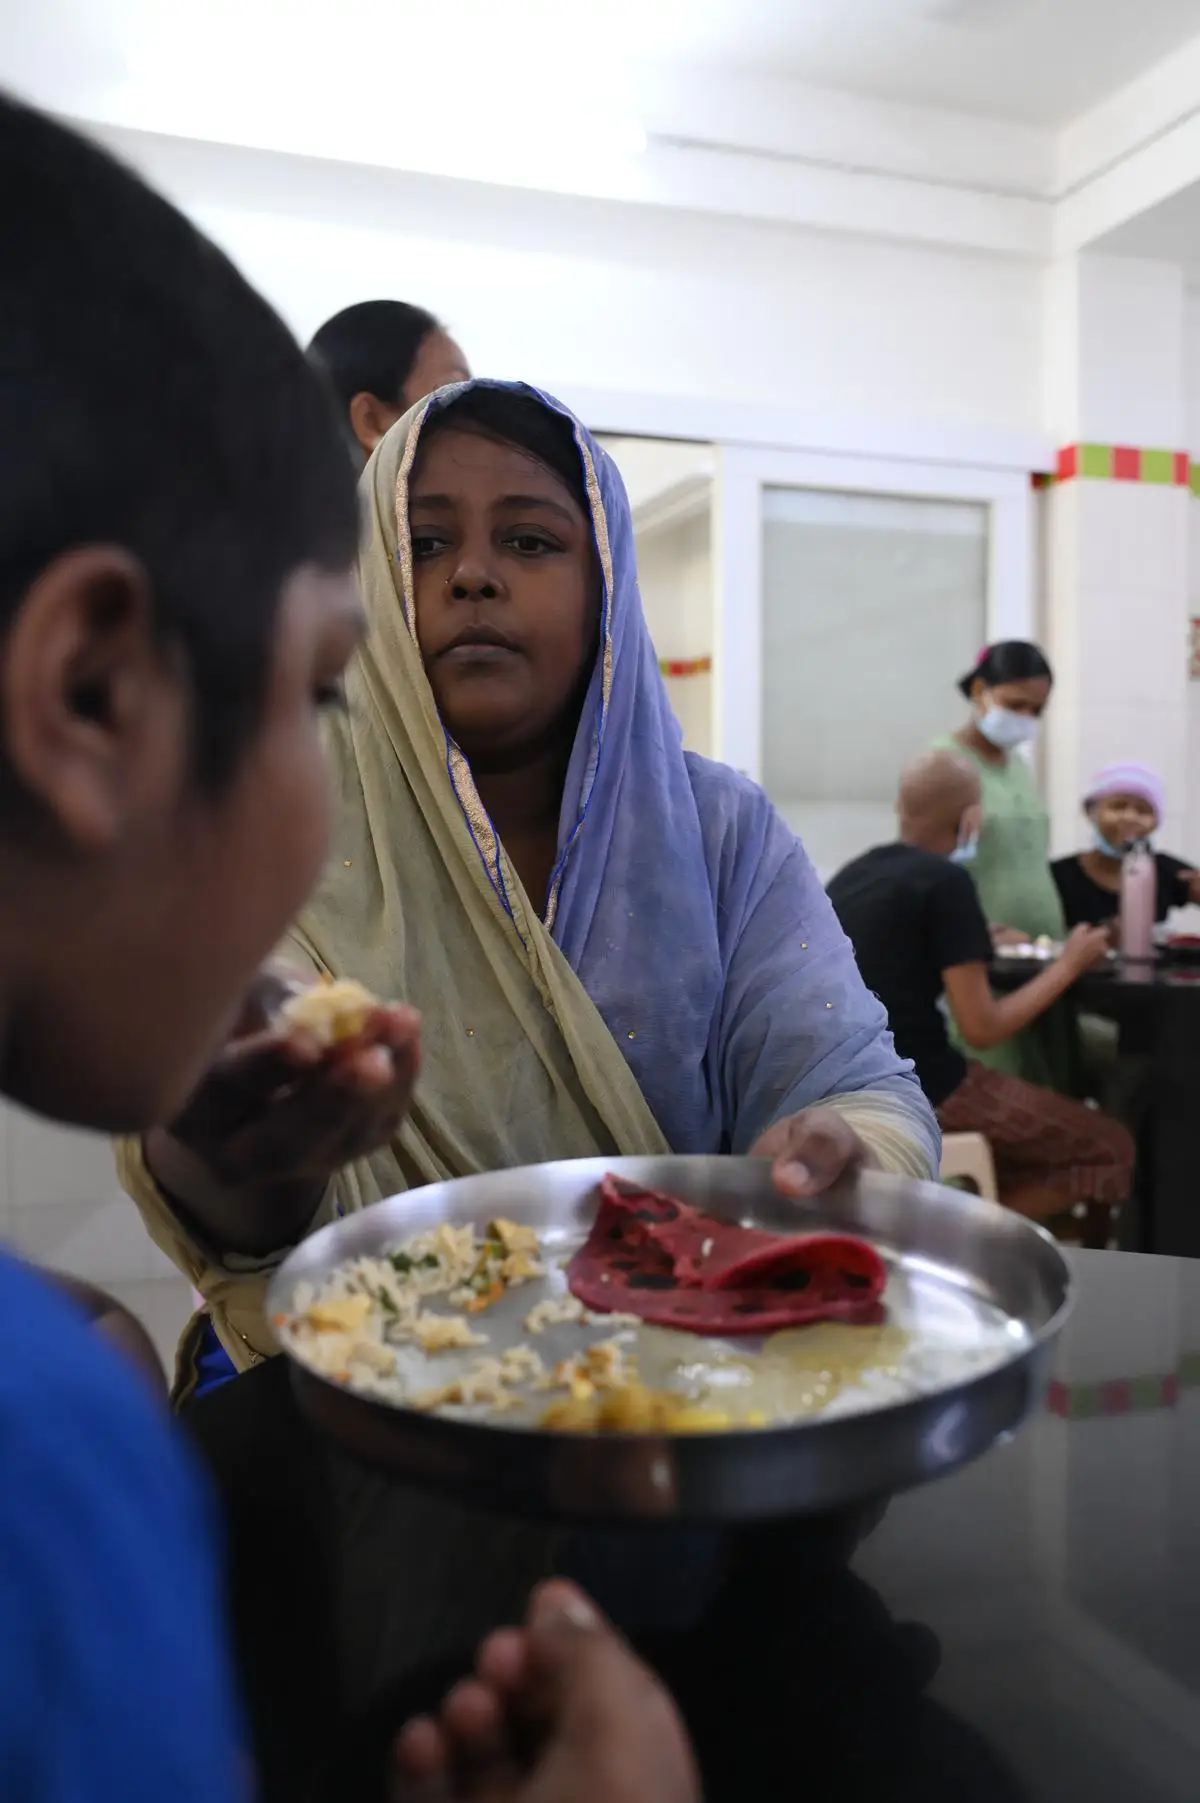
left=712, top=446, right=1034, bottom=879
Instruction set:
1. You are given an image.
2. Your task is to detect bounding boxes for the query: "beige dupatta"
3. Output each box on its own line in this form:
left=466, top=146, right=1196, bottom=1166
left=117, top=398, right=671, bottom=1374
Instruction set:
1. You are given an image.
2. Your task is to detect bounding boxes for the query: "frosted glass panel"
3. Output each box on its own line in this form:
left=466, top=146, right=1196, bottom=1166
left=761, top=487, right=987, bottom=880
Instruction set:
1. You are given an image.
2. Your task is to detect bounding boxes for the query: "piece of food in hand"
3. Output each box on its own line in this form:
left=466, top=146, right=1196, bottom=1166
left=278, top=977, right=380, bottom=1048
left=566, top=1175, right=887, bottom=1336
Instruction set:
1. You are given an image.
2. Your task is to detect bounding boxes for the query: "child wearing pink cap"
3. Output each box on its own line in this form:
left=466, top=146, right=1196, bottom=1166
left=1051, top=765, right=1200, bottom=929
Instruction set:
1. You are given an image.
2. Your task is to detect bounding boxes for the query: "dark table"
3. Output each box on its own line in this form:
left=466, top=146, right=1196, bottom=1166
left=187, top=1247, right=1200, bottom=1803
left=992, top=954, right=1200, bottom=1257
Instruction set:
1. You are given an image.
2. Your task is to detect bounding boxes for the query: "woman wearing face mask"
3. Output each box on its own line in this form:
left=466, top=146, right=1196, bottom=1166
left=932, top=641, right=1067, bottom=1088
left=1051, top=764, right=1200, bottom=929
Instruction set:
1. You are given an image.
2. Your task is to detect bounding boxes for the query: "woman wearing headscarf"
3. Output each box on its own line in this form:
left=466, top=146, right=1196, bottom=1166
left=933, top=640, right=1070, bottom=1089
left=119, top=380, right=937, bottom=1679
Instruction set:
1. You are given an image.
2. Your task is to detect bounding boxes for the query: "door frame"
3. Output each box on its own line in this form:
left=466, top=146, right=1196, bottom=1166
left=712, top=445, right=1036, bottom=780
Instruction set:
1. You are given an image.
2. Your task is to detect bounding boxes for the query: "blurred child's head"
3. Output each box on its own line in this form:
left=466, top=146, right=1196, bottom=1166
left=1084, top=764, right=1163, bottom=857
left=0, top=95, right=362, bottom=1131
left=897, top=750, right=982, bottom=858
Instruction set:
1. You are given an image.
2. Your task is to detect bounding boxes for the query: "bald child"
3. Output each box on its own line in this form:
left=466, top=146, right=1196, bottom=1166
left=828, top=752, right=1133, bottom=1231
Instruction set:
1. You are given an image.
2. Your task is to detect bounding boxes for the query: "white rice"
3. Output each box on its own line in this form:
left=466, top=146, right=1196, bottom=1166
left=523, top=1294, right=586, bottom=1334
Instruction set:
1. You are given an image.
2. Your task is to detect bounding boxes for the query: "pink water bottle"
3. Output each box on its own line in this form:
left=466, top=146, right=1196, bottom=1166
left=1119, top=838, right=1155, bottom=963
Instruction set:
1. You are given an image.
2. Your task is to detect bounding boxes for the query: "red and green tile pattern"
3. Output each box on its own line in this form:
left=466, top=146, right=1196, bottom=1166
left=1035, top=444, right=1191, bottom=487
left=1047, top=1350, right=1200, bottom=1420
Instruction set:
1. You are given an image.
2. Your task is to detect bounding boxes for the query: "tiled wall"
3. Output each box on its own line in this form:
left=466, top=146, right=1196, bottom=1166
left=1046, top=477, right=1190, bottom=858
left=0, top=1101, right=191, bottom=1372
left=1043, top=257, right=1192, bottom=865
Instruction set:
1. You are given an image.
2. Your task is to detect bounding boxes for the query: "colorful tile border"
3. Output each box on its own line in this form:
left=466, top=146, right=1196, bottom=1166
left=1034, top=444, right=1191, bottom=488
left=1047, top=1351, right=1200, bottom=1421
left=658, top=655, right=712, bottom=678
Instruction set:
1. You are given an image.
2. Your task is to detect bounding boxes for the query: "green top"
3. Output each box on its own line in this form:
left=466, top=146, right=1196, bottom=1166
left=932, top=735, right=1064, bottom=939
left=932, top=735, right=1070, bottom=1088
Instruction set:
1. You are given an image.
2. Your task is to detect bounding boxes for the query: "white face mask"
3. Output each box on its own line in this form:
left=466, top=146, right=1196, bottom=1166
left=977, top=704, right=1038, bottom=751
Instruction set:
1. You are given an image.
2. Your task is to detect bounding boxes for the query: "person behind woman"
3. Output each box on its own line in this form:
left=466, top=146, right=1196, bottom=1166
left=1051, top=763, right=1200, bottom=928
left=308, top=299, right=469, bottom=464
left=120, top=379, right=938, bottom=1678
left=933, top=640, right=1069, bottom=1089
left=829, top=753, right=1132, bottom=1244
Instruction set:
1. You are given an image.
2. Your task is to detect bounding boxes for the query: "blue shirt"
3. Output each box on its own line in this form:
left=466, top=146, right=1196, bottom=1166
left=0, top=1252, right=246, bottom=1801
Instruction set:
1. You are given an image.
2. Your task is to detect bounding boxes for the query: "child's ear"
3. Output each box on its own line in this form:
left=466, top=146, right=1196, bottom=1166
left=0, top=546, right=183, bottom=851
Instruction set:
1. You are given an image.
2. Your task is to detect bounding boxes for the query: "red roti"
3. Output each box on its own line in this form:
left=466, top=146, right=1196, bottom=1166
left=566, top=1175, right=887, bottom=1336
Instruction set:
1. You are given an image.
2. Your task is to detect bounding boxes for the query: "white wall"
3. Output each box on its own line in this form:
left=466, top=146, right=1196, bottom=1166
left=96, top=127, right=1047, bottom=435
left=0, top=1103, right=191, bottom=1372
left=635, top=511, right=715, bottom=758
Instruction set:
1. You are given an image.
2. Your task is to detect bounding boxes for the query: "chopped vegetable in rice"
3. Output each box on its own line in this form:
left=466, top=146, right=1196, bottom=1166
left=278, top=1217, right=552, bottom=1402
left=488, top=1218, right=540, bottom=1256
left=279, top=1217, right=692, bottom=1425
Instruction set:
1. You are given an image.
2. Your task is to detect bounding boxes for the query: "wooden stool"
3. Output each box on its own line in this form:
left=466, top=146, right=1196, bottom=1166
left=939, top=1132, right=998, bottom=1201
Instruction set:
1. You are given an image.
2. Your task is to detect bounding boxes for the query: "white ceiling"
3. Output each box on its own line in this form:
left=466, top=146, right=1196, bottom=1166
left=629, top=0, right=1200, bottom=126
left=5, top=0, right=1200, bottom=133
left=1099, top=184, right=1200, bottom=285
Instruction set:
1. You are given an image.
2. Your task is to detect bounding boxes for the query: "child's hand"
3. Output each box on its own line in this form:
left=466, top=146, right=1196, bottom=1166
left=1059, top=924, right=1110, bottom=978
left=392, top=1581, right=697, bottom=1803
left=166, top=963, right=420, bottom=1192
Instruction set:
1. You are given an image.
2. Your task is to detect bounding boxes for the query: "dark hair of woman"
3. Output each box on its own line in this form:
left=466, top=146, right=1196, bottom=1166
left=308, top=300, right=440, bottom=412
left=419, top=387, right=589, bottom=518
left=957, top=640, right=1053, bottom=698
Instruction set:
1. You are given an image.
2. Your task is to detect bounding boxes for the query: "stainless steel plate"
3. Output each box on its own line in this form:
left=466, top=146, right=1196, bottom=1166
left=268, top=1156, right=1071, bottom=1524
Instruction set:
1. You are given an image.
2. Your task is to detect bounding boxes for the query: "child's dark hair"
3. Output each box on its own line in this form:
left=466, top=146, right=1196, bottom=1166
left=308, top=300, right=442, bottom=415
left=0, top=94, right=358, bottom=795
left=957, top=640, right=1053, bottom=699
left=416, top=387, right=589, bottom=518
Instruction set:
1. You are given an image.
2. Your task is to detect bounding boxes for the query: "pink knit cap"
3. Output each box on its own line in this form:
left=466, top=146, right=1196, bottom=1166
left=1085, top=762, right=1164, bottom=823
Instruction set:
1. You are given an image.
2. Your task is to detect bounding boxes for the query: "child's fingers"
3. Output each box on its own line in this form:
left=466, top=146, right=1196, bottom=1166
left=392, top=1713, right=449, bottom=1781
left=439, top=1677, right=506, bottom=1763
left=390, top=1680, right=514, bottom=1803
left=474, top=1626, right=527, bottom=1695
